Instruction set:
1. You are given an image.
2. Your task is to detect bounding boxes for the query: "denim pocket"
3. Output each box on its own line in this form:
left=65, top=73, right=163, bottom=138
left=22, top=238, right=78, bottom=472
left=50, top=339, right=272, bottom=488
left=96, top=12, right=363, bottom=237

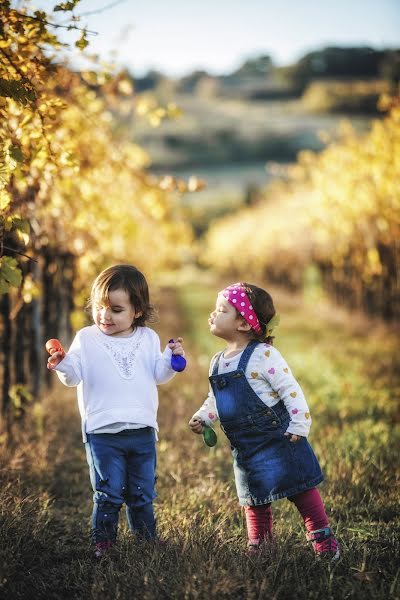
left=250, top=410, right=281, bottom=433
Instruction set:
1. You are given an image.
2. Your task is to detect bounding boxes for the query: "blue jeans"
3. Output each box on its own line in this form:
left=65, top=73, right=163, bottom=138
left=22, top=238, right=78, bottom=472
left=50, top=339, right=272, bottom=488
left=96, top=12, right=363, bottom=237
left=85, top=428, right=157, bottom=543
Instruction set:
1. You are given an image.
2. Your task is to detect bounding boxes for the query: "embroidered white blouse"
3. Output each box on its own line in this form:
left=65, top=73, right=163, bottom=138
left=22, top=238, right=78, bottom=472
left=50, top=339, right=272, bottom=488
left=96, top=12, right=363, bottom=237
left=54, top=325, right=176, bottom=442
left=193, top=343, right=312, bottom=437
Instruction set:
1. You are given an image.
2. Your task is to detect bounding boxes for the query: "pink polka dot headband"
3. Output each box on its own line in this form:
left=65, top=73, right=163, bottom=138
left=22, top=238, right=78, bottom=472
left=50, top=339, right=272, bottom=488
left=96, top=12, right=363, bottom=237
left=221, top=283, right=262, bottom=334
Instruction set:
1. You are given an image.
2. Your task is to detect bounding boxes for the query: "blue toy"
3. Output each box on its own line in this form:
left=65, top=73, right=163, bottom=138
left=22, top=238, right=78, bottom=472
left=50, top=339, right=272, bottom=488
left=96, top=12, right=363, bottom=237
left=169, top=339, right=187, bottom=372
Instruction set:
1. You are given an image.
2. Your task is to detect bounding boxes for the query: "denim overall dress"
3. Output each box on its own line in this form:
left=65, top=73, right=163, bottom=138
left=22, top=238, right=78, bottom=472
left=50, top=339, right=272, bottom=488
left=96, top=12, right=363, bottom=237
left=209, top=341, right=324, bottom=505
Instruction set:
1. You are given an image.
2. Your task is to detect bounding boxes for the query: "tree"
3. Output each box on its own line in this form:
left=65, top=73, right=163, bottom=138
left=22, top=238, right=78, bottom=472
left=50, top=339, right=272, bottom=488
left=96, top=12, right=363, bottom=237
left=0, top=0, right=193, bottom=431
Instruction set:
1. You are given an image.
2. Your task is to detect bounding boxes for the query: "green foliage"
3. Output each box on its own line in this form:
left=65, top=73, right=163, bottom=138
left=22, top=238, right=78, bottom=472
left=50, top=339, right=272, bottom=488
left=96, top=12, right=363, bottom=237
left=75, top=29, right=89, bottom=50
left=286, top=47, right=400, bottom=92
left=54, top=0, right=81, bottom=11
left=8, top=144, right=24, bottom=163
left=0, top=79, right=37, bottom=105
left=302, top=79, right=389, bottom=114
left=0, top=0, right=193, bottom=300
left=9, top=383, right=33, bottom=417
left=0, top=256, right=22, bottom=293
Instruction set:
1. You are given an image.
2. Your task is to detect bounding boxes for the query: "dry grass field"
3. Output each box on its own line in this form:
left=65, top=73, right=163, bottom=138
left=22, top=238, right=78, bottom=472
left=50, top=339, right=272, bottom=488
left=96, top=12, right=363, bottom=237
left=0, top=278, right=398, bottom=600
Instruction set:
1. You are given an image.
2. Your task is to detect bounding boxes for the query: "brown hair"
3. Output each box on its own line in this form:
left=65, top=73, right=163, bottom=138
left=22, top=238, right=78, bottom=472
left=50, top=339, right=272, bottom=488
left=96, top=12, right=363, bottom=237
left=240, top=283, right=276, bottom=344
left=89, top=264, right=156, bottom=327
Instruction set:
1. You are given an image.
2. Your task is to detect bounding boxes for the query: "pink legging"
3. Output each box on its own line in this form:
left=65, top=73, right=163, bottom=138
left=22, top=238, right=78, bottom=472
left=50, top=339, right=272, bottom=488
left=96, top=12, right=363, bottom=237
left=245, top=488, right=329, bottom=543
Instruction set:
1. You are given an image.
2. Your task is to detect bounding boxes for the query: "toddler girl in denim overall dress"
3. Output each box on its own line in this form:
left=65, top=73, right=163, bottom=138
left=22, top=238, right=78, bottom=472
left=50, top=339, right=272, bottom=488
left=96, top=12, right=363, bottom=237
left=189, top=282, right=339, bottom=559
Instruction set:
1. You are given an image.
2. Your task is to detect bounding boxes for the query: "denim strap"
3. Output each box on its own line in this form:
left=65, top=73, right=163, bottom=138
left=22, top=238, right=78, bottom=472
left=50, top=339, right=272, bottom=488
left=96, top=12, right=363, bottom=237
left=211, top=341, right=259, bottom=377
left=211, top=351, right=224, bottom=376
left=237, top=340, right=259, bottom=372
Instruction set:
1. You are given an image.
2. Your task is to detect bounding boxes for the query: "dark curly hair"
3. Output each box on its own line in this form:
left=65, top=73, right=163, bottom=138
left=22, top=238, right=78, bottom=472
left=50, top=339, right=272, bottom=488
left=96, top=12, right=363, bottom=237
left=89, top=264, right=156, bottom=327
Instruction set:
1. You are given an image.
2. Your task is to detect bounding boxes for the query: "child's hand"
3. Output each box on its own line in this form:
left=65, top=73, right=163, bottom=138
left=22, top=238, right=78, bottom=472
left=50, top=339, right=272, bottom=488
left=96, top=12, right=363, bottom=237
left=168, top=337, right=185, bottom=356
left=46, top=338, right=65, bottom=370
left=189, top=416, right=205, bottom=434
left=47, top=350, right=65, bottom=370
left=284, top=432, right=301, bottom=443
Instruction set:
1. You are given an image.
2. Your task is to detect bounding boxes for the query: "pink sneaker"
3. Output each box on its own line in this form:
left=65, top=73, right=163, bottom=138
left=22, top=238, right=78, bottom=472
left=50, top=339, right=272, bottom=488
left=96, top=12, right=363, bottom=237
left=306, top=527, right=340, bottom=560
left=94, top=540, right=114, bottom=558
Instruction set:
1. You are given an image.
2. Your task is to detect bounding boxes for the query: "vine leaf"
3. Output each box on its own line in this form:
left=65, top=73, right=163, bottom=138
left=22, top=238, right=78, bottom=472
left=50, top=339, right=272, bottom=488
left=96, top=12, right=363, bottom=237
left=0, top=257, right=23, bottom=294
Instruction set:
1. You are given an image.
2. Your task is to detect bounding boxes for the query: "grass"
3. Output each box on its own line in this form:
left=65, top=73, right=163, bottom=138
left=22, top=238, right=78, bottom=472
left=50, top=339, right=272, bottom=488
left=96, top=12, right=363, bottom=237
left=0, top=275, right=399, bottom=599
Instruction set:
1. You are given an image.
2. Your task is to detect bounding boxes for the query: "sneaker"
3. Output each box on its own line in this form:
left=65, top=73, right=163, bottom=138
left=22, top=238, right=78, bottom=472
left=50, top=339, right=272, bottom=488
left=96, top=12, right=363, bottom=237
left=306, top=527, right=340, bottom=560
left=247, top=542, right=260, bottom=556
left=94, top=540, right=114, bottom=558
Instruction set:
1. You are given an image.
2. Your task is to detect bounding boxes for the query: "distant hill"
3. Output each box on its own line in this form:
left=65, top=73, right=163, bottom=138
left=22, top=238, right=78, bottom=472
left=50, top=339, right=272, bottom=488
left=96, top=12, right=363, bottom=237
left=132, top=46, right=400, bottom=101
left=123, top=46, right=398, bottom=170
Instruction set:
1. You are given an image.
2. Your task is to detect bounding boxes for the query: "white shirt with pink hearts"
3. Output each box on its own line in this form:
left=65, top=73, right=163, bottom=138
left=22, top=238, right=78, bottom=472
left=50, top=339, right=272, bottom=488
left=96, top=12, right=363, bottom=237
left=193, top=343, right=312, bottom=438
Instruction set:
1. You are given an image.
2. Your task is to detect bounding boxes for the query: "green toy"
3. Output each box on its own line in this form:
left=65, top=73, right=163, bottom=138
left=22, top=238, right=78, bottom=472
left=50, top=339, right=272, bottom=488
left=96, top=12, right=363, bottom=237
left=203, top=424, right=217, bottom=447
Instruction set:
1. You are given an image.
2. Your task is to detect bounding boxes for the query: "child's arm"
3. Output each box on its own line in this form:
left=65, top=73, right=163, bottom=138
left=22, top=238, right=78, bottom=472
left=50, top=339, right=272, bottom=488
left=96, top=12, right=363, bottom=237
left=261, top=347, right=312, bottom=438
left=153, top=334, right=184, bottom=383
left=189, top=387, right=219, bottom=432
left=52, top=331, right=83, bottom=387
left=189, top=353, right=220, bottom=433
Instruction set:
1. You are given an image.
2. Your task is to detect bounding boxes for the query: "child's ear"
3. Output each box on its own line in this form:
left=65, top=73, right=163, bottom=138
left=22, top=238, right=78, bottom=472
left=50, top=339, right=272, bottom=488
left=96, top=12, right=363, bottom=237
left=237, top=317, right=251, bottom=332
left=135, top=311, right=143, bottom=318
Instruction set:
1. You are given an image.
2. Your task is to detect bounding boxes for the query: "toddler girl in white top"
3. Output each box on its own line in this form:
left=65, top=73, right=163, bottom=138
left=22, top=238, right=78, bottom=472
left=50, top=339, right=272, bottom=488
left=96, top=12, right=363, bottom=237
left=48, top=264, right=184, bottom=557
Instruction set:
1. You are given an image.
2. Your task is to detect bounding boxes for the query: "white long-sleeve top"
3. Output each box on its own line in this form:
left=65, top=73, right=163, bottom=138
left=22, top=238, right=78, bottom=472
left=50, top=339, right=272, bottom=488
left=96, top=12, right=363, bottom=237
left=54, top=325, right=176, bottom=442
left=193, top=343, right=312, bottom=437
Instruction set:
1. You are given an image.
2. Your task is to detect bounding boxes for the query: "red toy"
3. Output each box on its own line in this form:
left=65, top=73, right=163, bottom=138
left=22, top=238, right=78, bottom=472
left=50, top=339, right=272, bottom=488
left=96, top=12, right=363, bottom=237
left=45, top=338, right=65, bottom=369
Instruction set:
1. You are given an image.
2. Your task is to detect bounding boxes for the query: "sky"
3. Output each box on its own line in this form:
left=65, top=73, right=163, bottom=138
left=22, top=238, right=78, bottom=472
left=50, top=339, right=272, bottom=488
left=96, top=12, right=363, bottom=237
left=33, top=0, right=400, bottom=77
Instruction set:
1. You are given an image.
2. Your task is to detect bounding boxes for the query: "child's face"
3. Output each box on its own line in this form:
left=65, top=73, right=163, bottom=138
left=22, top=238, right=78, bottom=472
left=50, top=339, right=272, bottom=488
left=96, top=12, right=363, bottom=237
left=92, top=288, right=142, bottom=337
left=208, top=294, right=245, bottom=340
